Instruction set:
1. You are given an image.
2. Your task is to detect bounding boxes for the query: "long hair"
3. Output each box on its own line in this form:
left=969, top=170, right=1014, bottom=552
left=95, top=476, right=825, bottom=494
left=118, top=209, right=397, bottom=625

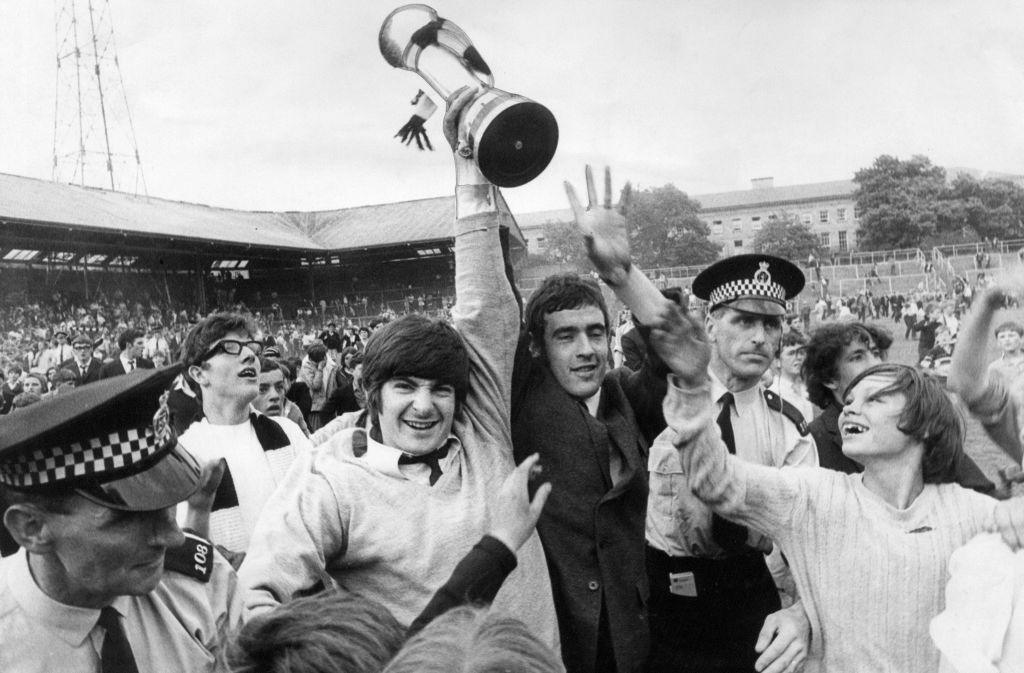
left=843, top=363, right=964, bottom=484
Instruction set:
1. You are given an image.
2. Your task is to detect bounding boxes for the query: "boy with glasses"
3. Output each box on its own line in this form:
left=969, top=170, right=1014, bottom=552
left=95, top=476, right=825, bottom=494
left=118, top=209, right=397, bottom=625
left=178, top=313, right=311, bottom=557
left=61, top=334, right=103, bottom=386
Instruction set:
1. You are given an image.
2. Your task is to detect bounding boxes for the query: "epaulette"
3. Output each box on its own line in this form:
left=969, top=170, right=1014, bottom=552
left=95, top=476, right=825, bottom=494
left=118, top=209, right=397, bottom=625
left=163, top=530, right=214, bottom=582
left=762, top=389, right=809, bottom=436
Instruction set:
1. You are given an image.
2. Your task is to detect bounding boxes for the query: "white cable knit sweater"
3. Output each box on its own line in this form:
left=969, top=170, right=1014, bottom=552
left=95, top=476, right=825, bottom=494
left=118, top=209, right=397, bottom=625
left=661, top=376, right=998, bottom=673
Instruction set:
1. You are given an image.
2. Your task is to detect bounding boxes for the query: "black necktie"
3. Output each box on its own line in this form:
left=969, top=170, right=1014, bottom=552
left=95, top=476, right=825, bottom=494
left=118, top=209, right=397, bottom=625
left=98, top=606, right=140, bottom=673
left=399, top=445, right=450, bottom=486
left=127, top=360, right=135, bottom=372
left=712, top=392, right=752, bottom=553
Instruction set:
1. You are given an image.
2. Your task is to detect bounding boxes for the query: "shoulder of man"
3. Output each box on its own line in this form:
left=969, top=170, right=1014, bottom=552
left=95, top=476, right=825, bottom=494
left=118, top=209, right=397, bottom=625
left=762, top=388, right=810, bottom=436
left=163, top=530, right=216, bottom=582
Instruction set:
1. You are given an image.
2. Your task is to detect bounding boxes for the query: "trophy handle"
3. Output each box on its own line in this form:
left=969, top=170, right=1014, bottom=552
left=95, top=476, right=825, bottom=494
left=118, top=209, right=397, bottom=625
left=380, top=4, right=495, bottom=98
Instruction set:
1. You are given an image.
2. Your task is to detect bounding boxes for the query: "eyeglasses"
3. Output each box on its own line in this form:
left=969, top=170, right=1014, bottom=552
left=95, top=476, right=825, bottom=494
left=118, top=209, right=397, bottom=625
left=73, top=344, right=92, bottom=350
left=199, top=339, right=263, bottom=362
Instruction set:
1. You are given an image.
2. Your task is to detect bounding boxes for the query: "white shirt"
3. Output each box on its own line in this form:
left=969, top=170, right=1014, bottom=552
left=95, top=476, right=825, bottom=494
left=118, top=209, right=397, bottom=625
left=119, top=352, right=137, bottom=373
left=0, top=549, right=240, bottom=673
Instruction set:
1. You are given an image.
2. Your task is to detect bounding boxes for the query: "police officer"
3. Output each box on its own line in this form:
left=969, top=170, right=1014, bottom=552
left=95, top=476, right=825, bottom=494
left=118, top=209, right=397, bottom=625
left=0, top=367, right=237, bottom=673
left=645, top=254, right=817, bottom=673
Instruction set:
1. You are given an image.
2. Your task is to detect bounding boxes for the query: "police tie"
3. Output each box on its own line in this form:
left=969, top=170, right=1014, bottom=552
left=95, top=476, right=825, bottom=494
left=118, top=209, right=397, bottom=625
left=712, top=392, right=752, bottom=553
left=398, top=445, right=450, bottom=486
left=98, top=606, right=140, bottom=673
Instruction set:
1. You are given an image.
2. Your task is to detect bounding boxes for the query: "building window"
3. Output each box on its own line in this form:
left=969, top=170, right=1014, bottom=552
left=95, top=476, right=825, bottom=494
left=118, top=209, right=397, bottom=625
left=819, top=233, right=830, bottom=248
left=711, top=223, right=724, bottom=235
left=732, top=217, right=742, bottom=233
left=854, top=206, right=862, bottom=219
left=838, top=231, right=847, bottom=251
left=837, top=207, right=847, bottom=221
left=801, top=213, right=812, bottom=225
left=768, top=213, right=778, bottom=220
left=819, top=210, right=829, bottom=223
left=733, top=240, right=744, bottom=249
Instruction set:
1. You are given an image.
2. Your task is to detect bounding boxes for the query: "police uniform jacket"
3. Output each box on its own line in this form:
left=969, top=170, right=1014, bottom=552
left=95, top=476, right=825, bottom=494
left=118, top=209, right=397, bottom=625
left=647, top=370, right=818, bottom=559
left=512, top=339, right=658, bottom=673
left=0, top=546, right=241, bottom=673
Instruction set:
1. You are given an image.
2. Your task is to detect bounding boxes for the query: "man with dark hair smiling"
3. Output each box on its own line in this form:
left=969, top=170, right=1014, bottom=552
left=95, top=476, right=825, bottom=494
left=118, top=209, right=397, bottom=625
left=237, top=89, right=559, bottom=648
left=512, top=270, right=659, bottom=673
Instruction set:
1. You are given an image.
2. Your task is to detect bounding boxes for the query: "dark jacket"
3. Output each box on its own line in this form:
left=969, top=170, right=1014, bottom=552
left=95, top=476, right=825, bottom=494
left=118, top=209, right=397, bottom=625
left=99, top=357, right=155, bottom=379
left=59, top=357, right=104, bottom=386
left=809, top=401, right=996, bottom=494
left=620, top=327, right=646, bottom=372
left=512, top=336, right=658, bottom=673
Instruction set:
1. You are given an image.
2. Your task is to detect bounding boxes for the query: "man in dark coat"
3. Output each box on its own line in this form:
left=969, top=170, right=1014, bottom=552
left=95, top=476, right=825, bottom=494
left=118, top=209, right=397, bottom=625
left=100, top=328, right=156, bottom=379
left=512, top=273, right=660, bottom=673
left=60, top=334, right=103, bottom=386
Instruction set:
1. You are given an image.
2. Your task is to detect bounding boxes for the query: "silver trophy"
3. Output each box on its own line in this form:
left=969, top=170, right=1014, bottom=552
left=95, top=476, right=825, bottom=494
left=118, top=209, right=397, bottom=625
left=380, top=4, right=558, bottom=188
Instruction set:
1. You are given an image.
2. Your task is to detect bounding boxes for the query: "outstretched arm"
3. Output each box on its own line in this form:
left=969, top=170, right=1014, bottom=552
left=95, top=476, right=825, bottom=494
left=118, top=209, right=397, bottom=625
left=948, top=277, right=1024, bottom=463
left=948, top=283, right=1008, bottom=404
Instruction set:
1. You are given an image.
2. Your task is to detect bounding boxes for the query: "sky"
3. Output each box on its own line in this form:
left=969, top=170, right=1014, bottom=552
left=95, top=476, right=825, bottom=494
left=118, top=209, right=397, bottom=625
left=3, top=0, right=1024, bottom=217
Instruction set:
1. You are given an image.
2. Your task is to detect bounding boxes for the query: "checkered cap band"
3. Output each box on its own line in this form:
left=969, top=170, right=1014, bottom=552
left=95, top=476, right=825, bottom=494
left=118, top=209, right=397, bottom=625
left=708, top=278, right=787, bottom=308
left=0, top=425, right=163, bottom=488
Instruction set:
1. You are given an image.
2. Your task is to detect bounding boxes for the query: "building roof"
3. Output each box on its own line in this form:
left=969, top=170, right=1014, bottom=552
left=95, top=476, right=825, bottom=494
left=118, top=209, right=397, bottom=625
left=514, top=207, right=573, bottom=230
left=514, top=180, right=860, bottom=232
left=696, top=180, right=857, bottom=211
left=0, top=172, right=523, bottom=252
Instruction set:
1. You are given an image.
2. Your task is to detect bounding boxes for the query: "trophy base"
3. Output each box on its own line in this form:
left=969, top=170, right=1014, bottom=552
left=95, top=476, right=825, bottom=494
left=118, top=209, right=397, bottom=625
left=467, top=91, right=559, bottom=188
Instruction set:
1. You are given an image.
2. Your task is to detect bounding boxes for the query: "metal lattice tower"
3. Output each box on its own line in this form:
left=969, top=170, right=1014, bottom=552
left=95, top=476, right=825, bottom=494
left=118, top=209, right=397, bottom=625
left=51, top=0, right=146, bottom=194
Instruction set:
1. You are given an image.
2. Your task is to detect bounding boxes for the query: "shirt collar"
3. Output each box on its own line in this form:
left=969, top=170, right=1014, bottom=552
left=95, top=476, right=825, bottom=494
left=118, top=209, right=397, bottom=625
left=119, top=352, right=134, bottom=367
left=708, top=369, right=760, bottom=418
left=362, top=431, right=462, bottom=480
left=7, top=549, right=101, bottom=647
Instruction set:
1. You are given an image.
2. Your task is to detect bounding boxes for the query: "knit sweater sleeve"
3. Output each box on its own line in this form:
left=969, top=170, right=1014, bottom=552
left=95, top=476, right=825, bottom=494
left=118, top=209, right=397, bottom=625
left=963, top=372, right=1023, bottom=464
left=236, top=447, right=350, bottom=619
left=450, top=210, right=519, bottom=456
left=664, top=375, right=810, bottom=540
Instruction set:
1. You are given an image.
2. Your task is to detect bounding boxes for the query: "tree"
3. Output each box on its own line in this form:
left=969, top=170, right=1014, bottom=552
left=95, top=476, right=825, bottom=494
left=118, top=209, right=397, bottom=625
left=853, top=155, right=947, bottom=250
left=945, top=173, right=1024, bottom=241
left=620, top=183, right=720, bottom=267
left=752, top=214, right=820, bottom=260
left=537, top=219, right=588, bottom=267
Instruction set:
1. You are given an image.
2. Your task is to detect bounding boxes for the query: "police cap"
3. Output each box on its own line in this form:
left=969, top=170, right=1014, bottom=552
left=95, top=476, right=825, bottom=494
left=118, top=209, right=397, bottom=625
left=0, top=366, right=200, bottom=511
left=692, top=254, right=805, bottom=316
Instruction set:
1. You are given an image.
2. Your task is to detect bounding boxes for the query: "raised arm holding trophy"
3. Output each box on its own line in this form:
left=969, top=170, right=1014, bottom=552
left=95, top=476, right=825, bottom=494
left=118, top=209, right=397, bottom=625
left=380, top=4, right=558, bottom=187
